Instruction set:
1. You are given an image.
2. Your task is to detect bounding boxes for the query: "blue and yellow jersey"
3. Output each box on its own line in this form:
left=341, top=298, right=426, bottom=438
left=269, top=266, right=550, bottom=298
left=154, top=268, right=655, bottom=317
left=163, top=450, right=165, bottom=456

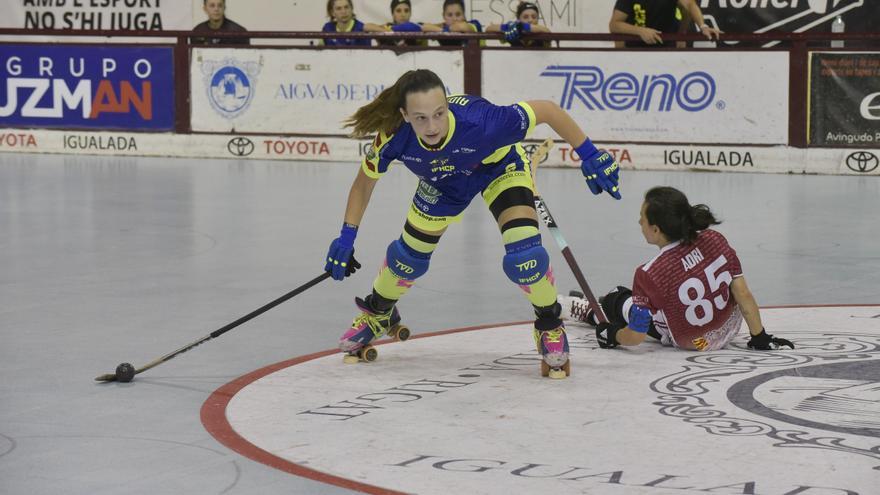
left=362, top=94, right=536, bottom=200
left=322, top=19, right=371, bottom=46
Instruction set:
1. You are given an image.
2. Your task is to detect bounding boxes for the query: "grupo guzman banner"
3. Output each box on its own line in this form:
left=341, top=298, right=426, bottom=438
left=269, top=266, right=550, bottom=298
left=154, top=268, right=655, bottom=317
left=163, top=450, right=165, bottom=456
left=190, top=48, right=464, bottom=134
left=0, top=44, right=175, bottom=130
left=809, top=52, right=880, bottom=148
left=482, top=50, right=789, bottom=145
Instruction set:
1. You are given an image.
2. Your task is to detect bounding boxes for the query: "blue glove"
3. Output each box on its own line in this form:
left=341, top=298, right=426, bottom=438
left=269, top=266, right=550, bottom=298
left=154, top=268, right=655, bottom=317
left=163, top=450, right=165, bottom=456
left=501, top=21, right=530, bottom=43
left=577, top=139, right=621, bottom=200
left=324, top=223, right=361, bottom=281
left=391, top=21, right=422, bottom=32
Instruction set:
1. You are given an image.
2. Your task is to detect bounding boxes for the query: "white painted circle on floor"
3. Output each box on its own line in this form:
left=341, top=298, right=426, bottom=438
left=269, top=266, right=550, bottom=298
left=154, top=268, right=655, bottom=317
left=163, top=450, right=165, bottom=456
left=203, top=306, right=880, bottom=495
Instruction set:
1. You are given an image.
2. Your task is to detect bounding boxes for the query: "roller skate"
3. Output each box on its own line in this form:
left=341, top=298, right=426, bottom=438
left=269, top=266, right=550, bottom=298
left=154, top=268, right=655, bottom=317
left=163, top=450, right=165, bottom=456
left=533, top=302, right=571, bottom=379
left=558, top=289, right=598, bottom=327
left=339, top=294, right=410, bottom=364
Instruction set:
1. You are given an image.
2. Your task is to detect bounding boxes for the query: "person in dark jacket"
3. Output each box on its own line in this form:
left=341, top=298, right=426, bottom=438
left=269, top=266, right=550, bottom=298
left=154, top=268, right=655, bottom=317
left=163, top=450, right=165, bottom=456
left=191, top=0, right=250, bottom=45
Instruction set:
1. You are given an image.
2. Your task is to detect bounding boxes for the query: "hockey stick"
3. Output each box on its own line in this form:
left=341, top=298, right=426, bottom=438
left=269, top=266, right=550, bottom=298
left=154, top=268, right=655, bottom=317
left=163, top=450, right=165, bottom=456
left=95, top=272, right=332, bottom=382
left=529, top=139, right=609, bottom=324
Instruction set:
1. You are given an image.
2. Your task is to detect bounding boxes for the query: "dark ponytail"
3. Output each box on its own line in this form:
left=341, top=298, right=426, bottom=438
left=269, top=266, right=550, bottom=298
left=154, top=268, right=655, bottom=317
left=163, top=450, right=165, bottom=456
left=343, top=69, right=446, bottom=138
left=644, top=186, right=720, bottom=244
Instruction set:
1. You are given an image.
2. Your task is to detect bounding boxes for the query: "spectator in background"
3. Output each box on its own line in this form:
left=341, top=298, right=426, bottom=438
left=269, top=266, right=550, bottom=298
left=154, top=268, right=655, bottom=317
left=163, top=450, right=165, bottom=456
left=322, top=0, right=387, bottom=47
left=426, top=0, right=483, bottom=47
left=379, top=0, right=443, bottom=47
left=191, top=0, right=250, bottom=45
left=609, top=0, right=720, bottom=47
left=487, top=2, right=552, bottom=48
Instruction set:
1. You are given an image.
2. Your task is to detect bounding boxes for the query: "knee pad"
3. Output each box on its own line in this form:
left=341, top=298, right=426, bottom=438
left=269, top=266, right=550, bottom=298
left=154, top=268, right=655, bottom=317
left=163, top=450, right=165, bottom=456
left=601, top=285, right=632, bottom=324
left=502, top=235, right=550, bottom=286
left=386, top=238, right=431, bottom=280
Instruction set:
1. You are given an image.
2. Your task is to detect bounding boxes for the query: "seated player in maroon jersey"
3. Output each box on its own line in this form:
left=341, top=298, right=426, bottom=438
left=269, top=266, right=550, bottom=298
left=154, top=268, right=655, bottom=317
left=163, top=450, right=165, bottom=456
left=564, top=186, right=794, bottom=351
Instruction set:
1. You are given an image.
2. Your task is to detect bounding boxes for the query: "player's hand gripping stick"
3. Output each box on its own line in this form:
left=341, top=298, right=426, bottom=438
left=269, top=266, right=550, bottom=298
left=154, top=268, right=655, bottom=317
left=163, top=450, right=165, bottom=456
left=325, top=223, right=362, bottom=281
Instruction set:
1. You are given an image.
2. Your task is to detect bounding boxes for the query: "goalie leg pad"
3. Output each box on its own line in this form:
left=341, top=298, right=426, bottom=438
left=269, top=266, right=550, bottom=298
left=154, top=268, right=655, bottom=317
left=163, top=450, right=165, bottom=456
left=502, top=235, right=550, bottom=286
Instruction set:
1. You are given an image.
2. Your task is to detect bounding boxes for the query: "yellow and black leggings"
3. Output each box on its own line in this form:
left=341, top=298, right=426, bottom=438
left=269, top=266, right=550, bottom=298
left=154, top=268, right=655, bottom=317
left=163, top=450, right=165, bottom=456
left=370, top=146, right=558, bottom=312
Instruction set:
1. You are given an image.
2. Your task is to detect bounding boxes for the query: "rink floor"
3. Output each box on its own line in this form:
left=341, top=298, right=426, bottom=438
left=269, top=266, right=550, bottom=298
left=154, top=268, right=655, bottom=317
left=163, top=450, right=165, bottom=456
left=1, top=152, right=878, bottom=494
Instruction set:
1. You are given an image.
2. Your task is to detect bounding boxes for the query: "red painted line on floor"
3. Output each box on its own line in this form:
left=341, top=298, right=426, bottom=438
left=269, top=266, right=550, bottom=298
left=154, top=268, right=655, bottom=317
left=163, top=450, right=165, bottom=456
left=201, top=320, right=532, bottom=495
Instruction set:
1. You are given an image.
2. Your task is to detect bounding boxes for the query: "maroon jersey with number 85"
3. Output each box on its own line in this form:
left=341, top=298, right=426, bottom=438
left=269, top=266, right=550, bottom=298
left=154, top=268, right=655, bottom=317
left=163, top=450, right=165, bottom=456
left=631, top=229, right=743, bottom=350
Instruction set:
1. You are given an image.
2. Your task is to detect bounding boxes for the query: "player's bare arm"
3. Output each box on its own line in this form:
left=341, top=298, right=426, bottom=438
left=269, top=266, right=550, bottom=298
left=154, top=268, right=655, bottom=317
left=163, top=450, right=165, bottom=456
left=730, top=276, right=763, bottom=337
left=343, top=167, right=378, bottom=227
left=527, top=99, right=621, bottom=200
left=614, top=325, right=649, bottom=346
left=526, top=100, right=587, bottom=149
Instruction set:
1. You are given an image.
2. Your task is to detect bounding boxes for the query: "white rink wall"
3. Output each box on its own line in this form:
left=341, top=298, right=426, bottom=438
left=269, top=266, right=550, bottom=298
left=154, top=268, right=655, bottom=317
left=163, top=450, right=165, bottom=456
left=1, top=129, right=877, bottom=176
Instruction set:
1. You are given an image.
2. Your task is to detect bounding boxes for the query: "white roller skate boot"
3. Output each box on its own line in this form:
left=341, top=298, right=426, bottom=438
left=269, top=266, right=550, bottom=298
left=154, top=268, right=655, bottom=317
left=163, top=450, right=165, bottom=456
left=558, top=289, right=598, bottom=327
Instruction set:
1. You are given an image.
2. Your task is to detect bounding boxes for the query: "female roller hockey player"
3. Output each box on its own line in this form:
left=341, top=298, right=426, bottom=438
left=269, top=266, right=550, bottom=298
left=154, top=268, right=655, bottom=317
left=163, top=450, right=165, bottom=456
left=323, top=69, right=621, bottom=378
left=562, top=186, right=794, bottom=352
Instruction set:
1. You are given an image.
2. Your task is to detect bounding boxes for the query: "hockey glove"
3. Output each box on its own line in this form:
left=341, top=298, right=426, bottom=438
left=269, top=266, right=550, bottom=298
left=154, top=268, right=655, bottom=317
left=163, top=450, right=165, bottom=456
left=596, top=322, right=623, bottom=349
left=391, top=22, right=422, bottom=32
left=747, top=328, right=795, bottom=350
left=501, top=21, right=530, bottom=43
left=324, top=223, right=362, bottom=281
left=577, top=139, right=621, bottom=200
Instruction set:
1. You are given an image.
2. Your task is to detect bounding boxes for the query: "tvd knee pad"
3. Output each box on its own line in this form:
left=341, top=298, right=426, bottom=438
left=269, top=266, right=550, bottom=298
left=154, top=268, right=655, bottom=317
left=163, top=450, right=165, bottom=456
left=386, top=238, right=431, bottom=280
left=502, top=235, right=550, bottom=286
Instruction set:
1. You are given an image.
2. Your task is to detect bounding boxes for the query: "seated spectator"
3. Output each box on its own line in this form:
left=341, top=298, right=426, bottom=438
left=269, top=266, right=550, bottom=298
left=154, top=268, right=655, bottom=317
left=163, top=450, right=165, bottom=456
left=191, top=0, right=249, bottom=45
left=487, top=2, right=552, bottom=48
left=425, top=0, right=483, bottom=47
left=322, top=0, right=387, bottom=47
left=609, top=0, right=720, bottom=48
left=379, top=0, right=442, bottom=47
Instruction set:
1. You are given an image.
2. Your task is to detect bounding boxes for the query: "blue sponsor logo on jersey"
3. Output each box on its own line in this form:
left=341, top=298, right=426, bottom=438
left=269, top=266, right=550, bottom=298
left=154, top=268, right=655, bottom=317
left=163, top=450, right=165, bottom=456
left=540, top=65, right=716, bottom=113
left=202, top=58, right=260, bottom=119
